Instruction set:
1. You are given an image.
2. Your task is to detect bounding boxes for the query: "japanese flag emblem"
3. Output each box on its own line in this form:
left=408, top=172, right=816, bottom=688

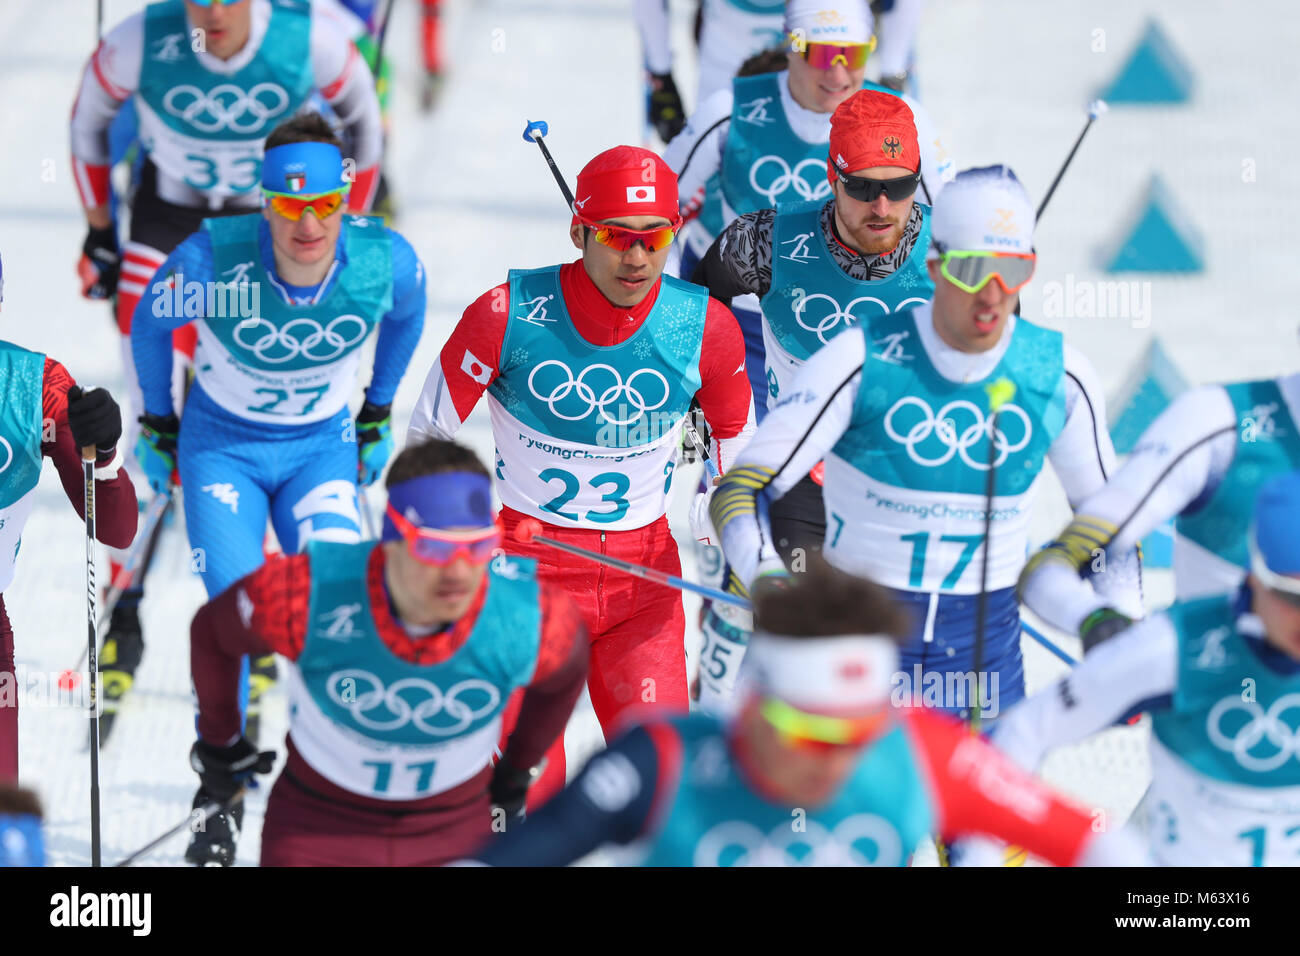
left=460, top=349, right=493, bottom=384
left=627, top=185, right=656, bottom=203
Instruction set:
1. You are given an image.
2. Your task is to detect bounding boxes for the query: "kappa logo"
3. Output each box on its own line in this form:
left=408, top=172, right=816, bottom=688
left=518, top=293, right=556, bottom=326
left=151, top=32, right=186, bottom=63
left=317, top=603, right=363, bottom=641
left=737, top=96, right=776, bottom=126
left=461, top=349, right=494, bottom=385
left=777, top=232, right=819, bottom=264
left=202, top=482, right=240, bottom=514
left=222, top=260, right=255, bottom=285
left=871, top=330, right=913, bottom=365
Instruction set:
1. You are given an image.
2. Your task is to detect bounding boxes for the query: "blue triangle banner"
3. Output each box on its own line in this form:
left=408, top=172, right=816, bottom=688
left=1100, top=19, right=1194, bottom=104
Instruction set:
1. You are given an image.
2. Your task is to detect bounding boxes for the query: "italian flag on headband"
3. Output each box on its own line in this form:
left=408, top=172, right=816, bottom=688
left=285, top=171, right=307, bottom=193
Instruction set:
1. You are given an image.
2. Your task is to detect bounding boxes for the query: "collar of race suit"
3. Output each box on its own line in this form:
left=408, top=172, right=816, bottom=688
left=559, top=259, right=662, bottom=348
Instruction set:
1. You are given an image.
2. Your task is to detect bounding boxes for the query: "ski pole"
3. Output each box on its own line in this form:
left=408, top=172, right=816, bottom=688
left=1036, top=100, right=1108, bottom=222
left=114, top=790, right=245, bottom=868
left=1020, top=620, right=1078, bottom=667
left=64, top=489, right=171, bottom=680
left=683, top=414, right=720, bottom=482
left=513, top=519, right=750, bottom=609
left=971, top=380, right=1016, bottom=733
left=373, top=0, right=395, bottom=91
left=522, top=120, right=577, bottom=211
left=81, top=446, right=102, bottom=867
left=359, top=485, right=379, bottom=540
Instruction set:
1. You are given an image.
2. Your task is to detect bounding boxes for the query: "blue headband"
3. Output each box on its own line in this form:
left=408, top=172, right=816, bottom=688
left=0, top=814, right=44, bottom=866
left=261, top=141, right=349, bottom=196
left=382, top=472, right=495, bottom=541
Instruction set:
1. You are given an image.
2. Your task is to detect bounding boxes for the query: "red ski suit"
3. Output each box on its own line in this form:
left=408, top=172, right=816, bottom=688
left=410, top=261, right=754, bottom=803
left=0, top=358, right=137, bottom=781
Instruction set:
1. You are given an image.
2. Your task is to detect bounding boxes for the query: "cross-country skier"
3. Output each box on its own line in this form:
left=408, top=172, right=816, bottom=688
left=667, top=0, right=953, bottom=420
left=994, top=470, right=1300, bottom=866
left=689, top=88, right=937, bottom=709
left=1019, top=368, right=1300, bottom=647
left=70, top=0, right=384, bottom=718
left=709, top=165, right=1143, bottom=719
left=0, top=252, right=138, bottom=781
left=188, top=439, right=589, bottom=866
left=472, top=562, right=1143, bottom=866
left=131, top=119, right=425, bottom=862
left=408, top=144, right=755, bottom=803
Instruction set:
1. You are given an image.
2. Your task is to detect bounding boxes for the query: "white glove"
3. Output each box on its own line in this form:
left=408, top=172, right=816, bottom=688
left=690, top=486, right=717, bottom=545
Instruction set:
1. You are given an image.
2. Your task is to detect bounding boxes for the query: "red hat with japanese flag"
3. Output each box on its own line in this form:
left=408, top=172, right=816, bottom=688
left=571, top=145, right=681, bottom=225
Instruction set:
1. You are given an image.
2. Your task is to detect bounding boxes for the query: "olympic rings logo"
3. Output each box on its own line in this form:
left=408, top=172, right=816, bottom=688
left=232, top=315, right=369, bottom=364
left=793, top=292, right=921, bottom=343
left=163, top=82, right=290, bottom=134
left=693, top=814, right=903, bottom=867
left=749, top=156, right=832, bottom=205
left=326, top=669, right=500, bottom=736
left=527, top=360, right=671, bottom=426
left=1206, top=693, right=1300, bottom=772
left=883, top=396, right=1032, bottom=470
left=0, top=437, right=11, bottom=475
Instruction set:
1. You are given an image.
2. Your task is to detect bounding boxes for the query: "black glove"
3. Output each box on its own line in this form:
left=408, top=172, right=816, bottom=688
left=80, top=225, right=120, bottom=300
left=66, top=385, right=122, bottom=457
left=490, top=758, right=540, bottom=824
left=1080, top=607, right=1134, bottom=653
left=647, top=71, right=686, bottom=143
left=189, top=736, right=276, bottom=803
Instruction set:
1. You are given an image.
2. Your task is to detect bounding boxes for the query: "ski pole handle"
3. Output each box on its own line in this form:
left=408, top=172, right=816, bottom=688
left=683, top=417, right=719, bottom=482
left=523, top=119, right=577, bottom=211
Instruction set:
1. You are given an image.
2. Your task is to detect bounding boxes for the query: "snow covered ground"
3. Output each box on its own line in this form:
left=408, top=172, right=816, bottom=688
left=2, top=0, right=1290, bottom=865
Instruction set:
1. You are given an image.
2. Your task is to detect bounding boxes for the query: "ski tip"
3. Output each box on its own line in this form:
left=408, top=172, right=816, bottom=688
left=522, top=120, right=549, bottom=143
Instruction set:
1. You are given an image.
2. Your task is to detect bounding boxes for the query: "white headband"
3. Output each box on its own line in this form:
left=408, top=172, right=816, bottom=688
left=744, top=631, right=898, bottom=712
left=784, top=0, right=874, bottom=46
left=1250, top=537, right=1300, bottom=596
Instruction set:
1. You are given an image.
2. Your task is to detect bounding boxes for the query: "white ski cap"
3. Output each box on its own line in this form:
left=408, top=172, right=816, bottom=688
left=929, top=165, right=1036, bottom=256
left=784, top=0, right=874, bottom=46
left=744, top=632, right=898, bottom=712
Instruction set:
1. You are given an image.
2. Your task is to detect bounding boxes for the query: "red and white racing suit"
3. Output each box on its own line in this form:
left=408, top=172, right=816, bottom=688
left=409, top=261, right=755, bottom=802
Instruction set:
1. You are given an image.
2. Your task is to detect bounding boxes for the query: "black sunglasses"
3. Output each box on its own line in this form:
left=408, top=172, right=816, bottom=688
left=834, top=168, right=921, bottom=203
